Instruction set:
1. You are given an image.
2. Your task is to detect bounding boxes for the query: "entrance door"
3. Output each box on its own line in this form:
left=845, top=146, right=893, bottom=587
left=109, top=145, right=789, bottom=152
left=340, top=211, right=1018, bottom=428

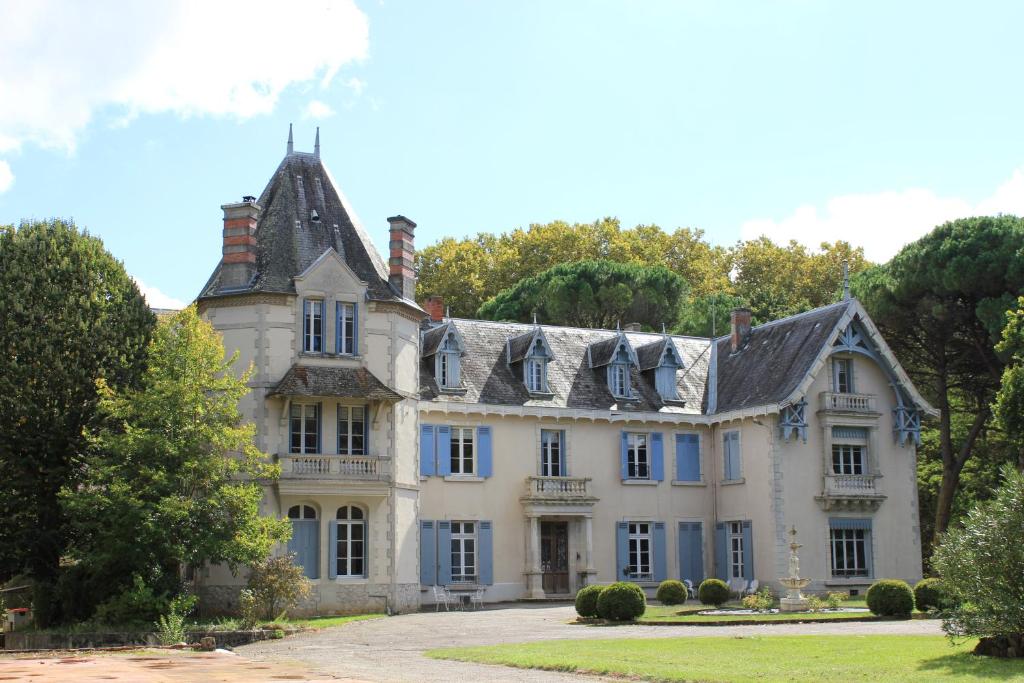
left=540, top=521, right=570, bottom=595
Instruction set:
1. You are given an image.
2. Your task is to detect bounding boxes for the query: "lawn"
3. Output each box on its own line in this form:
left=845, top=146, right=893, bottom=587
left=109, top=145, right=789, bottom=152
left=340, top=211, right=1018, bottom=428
left=282, top=613, right=383, bottom=629
left=428, top=635, right=1024, bottom=682
left=639, top=604, right=877, bottom=623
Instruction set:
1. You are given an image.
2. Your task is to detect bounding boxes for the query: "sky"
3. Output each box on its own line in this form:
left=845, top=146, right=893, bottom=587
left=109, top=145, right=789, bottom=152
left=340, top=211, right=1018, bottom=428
left=2, top=1, right=1024, bottom=309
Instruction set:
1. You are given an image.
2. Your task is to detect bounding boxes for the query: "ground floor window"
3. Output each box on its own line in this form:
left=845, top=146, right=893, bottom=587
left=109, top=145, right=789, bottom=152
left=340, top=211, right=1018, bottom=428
left=830, top=527, right=870, bottom=577
left=728, top=521, right=744, bottom=579
left=628, top=521, right=652, bottom=581
left=336, top=506, right=365, bottom=577
left=450, top=521, right=476, bottom=583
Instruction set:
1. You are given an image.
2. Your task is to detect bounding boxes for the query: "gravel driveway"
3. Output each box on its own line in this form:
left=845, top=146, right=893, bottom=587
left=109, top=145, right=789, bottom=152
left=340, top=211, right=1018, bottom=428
left=239, top=603, right=943, bottom=683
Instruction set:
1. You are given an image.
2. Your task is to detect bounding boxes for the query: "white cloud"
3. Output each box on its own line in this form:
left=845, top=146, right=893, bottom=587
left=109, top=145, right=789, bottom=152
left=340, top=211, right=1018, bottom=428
left=0, top=160, right=12, bottom=193
left=133, top=277, right=187, bottom=310
left=739, top=168, right=1024, bottom=262
left=304, top=100, right=336, bottom=120
left=343, top=77, right=367, bottom=96
left=0, top=0, right=369, bottom=154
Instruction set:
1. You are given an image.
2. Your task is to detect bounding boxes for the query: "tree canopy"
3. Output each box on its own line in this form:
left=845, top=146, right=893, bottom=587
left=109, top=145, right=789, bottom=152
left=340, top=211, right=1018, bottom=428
left=994, top=296, right=1024, bottom=466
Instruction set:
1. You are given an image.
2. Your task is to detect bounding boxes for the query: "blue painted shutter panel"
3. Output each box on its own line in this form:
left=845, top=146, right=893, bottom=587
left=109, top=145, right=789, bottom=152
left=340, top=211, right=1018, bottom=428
left=616, top=522, right=629, bottom=580
left=651, top=432, right=664, bottom=481
left=328, top=520, right=339, bottom=579
left=479, top=521, right=493, bottom=585
left=363, top=407, right=370, bottom=453
left=438, top=521, right=452, bottom=585
left=653, top=522, right=667, bottom=582
left=558, top=430, right=567, bottom=476
left=730, top=434, right=741, bottom=480
left=335, top=301, right=342, bottom=353
left=437, top=426, right=452, bottom=476
left=677, top=434, right=700, bottom=481
left=352, top=302, right=359, bottom=355
left=287, top=520, right=320, bottom=580
left=477, top=426, right=493, bottom=478
left=678, top=522, right=704, bottom=584
left=619, top=432, right=629, bottom=480
left=420, top=424, right=436, bottom=476
left=864, top=522, right=874, bottom=578
left=361, top=520, right=369, bottom=578
left=316, top=402, right=322, bottom=453
left=714, top=522, right=727, bottom=580
left=303, top=299, right=310, bottom=350
left=741, top=520, right=753, bottom=580
left=419, top=521, right=436, bottom=585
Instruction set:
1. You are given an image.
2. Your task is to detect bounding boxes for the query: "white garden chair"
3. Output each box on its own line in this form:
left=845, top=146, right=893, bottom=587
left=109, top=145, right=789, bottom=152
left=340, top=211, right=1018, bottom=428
left=683, top=579, right=695, bottom=600
left=432, top=585, right=451, bottom=612
left=470, top=588, right=485, bottom=610
left=728, top=577, right=746, bottom=597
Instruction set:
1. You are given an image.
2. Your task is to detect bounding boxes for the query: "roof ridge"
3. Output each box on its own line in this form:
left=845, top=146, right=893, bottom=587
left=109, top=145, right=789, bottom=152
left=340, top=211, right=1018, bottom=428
left=450, top=317, right=712, bottom=344
left=712, top=299, right=852, bottom=341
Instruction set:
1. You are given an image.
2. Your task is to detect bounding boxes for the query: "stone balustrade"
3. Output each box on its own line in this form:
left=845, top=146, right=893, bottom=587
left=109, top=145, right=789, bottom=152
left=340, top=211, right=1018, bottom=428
left=524, top=476, right=592, bottom=499
left=820, top=391, right=876, bottom=413
left=278, top=453, right=391, bottom=481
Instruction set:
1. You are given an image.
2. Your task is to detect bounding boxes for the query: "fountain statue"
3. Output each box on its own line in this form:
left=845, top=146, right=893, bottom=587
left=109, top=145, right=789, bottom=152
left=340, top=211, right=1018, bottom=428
left=778, top=526, right=811, bottom=612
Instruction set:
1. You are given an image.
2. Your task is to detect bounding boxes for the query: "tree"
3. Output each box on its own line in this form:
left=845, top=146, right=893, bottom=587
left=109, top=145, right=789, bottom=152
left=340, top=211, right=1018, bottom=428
left=854, top=215, right=1024, bottom=544
left=0, top=219, right=153, bottom=591
left=675, top=292, right=751, bottom=338
left=477, top=260, right=688, bottom=330
left=994, top=297, right=1024, bottom=467
left=61, top=306, right=290, bottom=622
left=245, top=555, right=312, bottom=620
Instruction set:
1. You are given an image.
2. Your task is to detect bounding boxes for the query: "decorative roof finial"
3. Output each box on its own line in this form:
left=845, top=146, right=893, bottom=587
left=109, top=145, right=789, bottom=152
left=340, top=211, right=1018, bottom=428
left=842, top=260, right=851, bottom=301
left=616, top=320, right=621, bottom=332
left=287, top=123, right=294, bottom=155
left=314, top=127, right=320, bottom=159
left=445, top=305, right=451, bottom=320
left=662, top=322, right=667, bottom=335
left=532, top=310, right=538, bottom=326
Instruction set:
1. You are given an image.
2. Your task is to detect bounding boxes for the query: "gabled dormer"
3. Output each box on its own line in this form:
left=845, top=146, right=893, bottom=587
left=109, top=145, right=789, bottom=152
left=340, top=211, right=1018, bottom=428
left=422, top=321, right=466, bottom=392
left=507, top=326, right=555, bottom=395
left=587, top=331, right=638, bottom=399
left=636, top=336, right=684, bottom=403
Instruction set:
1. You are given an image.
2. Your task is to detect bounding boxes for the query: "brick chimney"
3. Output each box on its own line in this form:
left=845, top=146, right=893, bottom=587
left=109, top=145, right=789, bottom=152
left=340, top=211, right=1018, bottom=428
left=423, top=295, right=444, bottom=322
left=624, top=322, right=642, bottom=332
left=387, top=215, right=417, bottom=300
left=220, top=198, right=260, bottom=290
left=730, top=308, right=752, bottom=352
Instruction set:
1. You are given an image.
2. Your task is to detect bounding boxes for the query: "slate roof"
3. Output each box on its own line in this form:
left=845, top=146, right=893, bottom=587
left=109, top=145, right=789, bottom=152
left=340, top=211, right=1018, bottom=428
left=635, top=337, right=677, bottom=371
left=272, top=364, right=403, bottom=401
left=198, top=152, right=399, bottom=302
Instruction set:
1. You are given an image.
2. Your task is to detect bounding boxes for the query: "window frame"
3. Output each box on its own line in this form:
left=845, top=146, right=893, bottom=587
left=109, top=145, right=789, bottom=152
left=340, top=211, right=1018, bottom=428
left=287, top=504, right=318, bottom=520
left=831, top=444, right=865, bottom=475
left=608, top=362, right=630, bottom=398
left=829, top=527, right=870, bottom=578
left=727, top=521, right=744, bottom=580
left=289, top=403, right=320, bottom=454
left=626, top=432, right=650, bottom=480
left=540, top=429, right=562, bottom=477
left=335, top=505, right=366, bottom=578
left=303, top=299, right=324, bottom=353
left=450, top=520, right=477, bottom=583
left=722, top=429, right=741, bottom=481
left=437, top=334, right=461, bottom=390
left=449, top=426, right=476, bottom=476
left=337, top=404, right=367, bottom=456
left=627, top=521, right=653, bottom=581
left=833, top=357, right=854, bottom=394
left=337, top=302, right=356, bottom=355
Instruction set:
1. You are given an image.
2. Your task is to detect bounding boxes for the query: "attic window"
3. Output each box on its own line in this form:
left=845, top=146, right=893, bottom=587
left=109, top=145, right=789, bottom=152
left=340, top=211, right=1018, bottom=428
left=524, top=339, right=550, bottom=393
left=654, top=347, right=680, bottom=401
left=608, top=345, right=632, bottom=398
left=437, top=333, right=461, bottom=389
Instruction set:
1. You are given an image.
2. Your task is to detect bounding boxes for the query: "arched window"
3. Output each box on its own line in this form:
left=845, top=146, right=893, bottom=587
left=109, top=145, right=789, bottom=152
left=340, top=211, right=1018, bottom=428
left=525, top=339, right=549, bottom=393
left=335, top=506, right=366, bottom=577
left=288, top=504, right=318, bottom=520
left=608, top=345, right=631, bottom=398
left=286, top=504, right=319, bottom=579
left=437, top=334, right=461, bottom=389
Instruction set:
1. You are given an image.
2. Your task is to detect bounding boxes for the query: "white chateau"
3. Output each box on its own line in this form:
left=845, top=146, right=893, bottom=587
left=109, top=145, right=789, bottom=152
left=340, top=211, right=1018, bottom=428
left=196, top=133, right=933, bottom=614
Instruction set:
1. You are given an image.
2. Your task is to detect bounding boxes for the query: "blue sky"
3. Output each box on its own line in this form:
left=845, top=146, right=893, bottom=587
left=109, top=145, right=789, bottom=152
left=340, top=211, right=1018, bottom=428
left=2, top=1, right=1023, bottom=307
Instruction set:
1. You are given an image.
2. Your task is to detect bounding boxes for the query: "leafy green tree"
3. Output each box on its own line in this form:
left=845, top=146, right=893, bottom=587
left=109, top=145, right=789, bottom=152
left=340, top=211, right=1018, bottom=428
left=675, top=292, right=751, bottom=338
left=477, top=260, right=687, bottom=329
left=994, top=297, right=1024, bottom=468
left=61, top=306, right=290, bottom=621
left=854, top=215, right=1024, bottom=543
left=0, top=219, right=153, bottom=593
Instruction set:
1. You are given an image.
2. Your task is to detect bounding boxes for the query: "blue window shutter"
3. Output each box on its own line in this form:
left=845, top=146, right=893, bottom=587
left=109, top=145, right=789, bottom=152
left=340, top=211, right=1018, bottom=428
left=741, top=520, right=753, bottom=580
left=335, top=301, right=342, bottom=353
left=328, top=520, right=338, bottom=579
left=363, top=406, right=370, bottom=453
left=420, top=424, right=436, bottom=476
left=438, top=521, right=452, bottom=585
left=677, top=434, right=700, bottom=482
left=438, top=426, right=452, bottom=476
left=479, top=521, right=494, bottom=585
left=361, top=520, right=369, bottom=578
left=619, top=432, right=629, bottom=480
left=616, top=522, right=629, bottom=580
left=731, top=434, right=742, bottom=479
left=419, top=521, right=436, bottom=585
left=477, top=426, right=493, bottom=478
left=316, top=402, right=322, bottom=454
left=723, top=433, right=732, bottom=480
left=651, top=432, right=664, bottom=481
left=303, top=299, right=310, bottom=350
left=864, top=522, right=874, bottom=578
left=558, top=430, right=567, bottom=476
left=352, top=303, right=359, bottom=355
left=653, top=522, right=667, bottom=582
left=714, top=522, right=727, bottom=580
left=678, top=522, right=704, bottom=585
left=287, top=520, right=320, bottom=580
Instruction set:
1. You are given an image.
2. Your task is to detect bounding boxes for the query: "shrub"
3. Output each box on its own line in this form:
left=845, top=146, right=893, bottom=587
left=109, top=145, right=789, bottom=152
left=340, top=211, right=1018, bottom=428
left=913, top=578, right=945, bottom=612
left=94, top=574, right=168, bottom=625
left=806, top=595, right=826, bottom=613
left=740, top=586, right=774, bottom=611
left=155, top=594, right=198, bottom=645
left=574, top=585, right=605, bottom=618
left=238, top=589, right=260, bottom=630
left=866, top=579, right=914, bottom=617
left=697, top=578, right=730, bottom=607
left=247, top=555, right=312, bottom=621
left=596, top=582, right=646, bottom=621
left=825, top=591, right=847, bottom=610
left=655, top=580, right=688, bottom=605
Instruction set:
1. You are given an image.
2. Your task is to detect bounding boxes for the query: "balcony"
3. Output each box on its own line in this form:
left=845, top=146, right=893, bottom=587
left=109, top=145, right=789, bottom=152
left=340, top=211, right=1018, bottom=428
left=277, top=453, right=391, bottom=482
left=521, top=476, right=599, bottom=509
left=820, top=391, right=877, bottom=414
left=816, top=474, right=886, bottom=512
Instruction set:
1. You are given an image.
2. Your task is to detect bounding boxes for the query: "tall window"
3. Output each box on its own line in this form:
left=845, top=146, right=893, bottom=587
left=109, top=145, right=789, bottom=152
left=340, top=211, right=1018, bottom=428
left=525, top=340, right=548, bottom=393
left=450, top=427, right=475, bottom=475
left=833, top=358, right=853, bottom=393
left=437, top=335, right=461, bottom=389
left=608, top=362, right=629, bottom=397
left=723, top=430, right=741, bottom=481
left=303, top=299, right=323, bottom=352
left=338, top=405, right=366, bottom=455
left=337, top=302, right=355, bottom=354
left=728, top=521, right=744, bottom=579
left=450, top=521, right=476, bottom=583
left=290, top=404, right=319, bottom=454
left=830, top=528, right=869, bottom=577
left=832, top=444, right=865, bottom=475
left=540, top=429, right=562, bottom=477
left=626, top=432, right=649, bottom=479
left=335, top=506, right=365, bottom=577
left=627, top=522, right=652, bottom=580
left=655, top=365, right=678, bottom=400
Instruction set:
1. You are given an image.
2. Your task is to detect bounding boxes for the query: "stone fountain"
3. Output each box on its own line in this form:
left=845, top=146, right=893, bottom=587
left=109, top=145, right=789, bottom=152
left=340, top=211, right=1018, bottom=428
left=778, top=526, right=811, bottom=612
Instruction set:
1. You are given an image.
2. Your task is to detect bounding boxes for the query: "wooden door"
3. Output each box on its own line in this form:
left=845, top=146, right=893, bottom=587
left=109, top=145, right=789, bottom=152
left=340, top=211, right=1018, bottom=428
left=541, top=521, right=570, bottom=594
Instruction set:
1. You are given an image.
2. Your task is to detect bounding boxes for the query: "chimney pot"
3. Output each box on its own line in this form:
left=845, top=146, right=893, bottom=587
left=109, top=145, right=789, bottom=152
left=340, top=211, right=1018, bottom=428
left=730, top=308, right=752, bottom=353
left=422, top=295, right=444, bottom=322
left=624, top=322, right=642, bottom=332
left=387, top=215, right=417, bottom=300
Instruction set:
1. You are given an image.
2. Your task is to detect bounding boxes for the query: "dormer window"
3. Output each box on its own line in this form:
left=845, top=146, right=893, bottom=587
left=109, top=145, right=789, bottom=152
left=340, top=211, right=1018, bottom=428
left=524, top=339, right=549, bottom=393
left=608, top=347, right=632, bottom=398
left=654, top=347, right=680, bottom=401
left=437, top=334, right=461, bottom=389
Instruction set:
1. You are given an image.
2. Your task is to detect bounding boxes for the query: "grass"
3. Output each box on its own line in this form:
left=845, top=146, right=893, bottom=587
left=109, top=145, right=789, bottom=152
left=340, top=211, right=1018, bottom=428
left=281, top=614, right=383, bottom=629
left=428, top=635, right=1024, bottom=682
left=639, top=604, right=877, bottom=623
left=20, top=613, right=383, bottom=635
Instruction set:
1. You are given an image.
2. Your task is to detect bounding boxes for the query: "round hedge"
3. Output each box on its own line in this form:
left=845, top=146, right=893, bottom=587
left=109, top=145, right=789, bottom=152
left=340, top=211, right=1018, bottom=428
left=913, top=578, right=945, bottom=612
left=574, top=584, right=605, bottom=618
left=655, top=580, right=688, bottom=605
left=697, top=578, right=730, bottom=606
left=596, top=581, right=647, bottom=621
left=866, top=579, right=914, bottom=617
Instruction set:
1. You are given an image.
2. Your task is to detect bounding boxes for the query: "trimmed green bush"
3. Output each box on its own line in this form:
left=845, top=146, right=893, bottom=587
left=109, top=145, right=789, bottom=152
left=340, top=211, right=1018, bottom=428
left=913, top=578, right=945, bottom=612
left=655, top=580, right=688, bottom=605
left=596, top=582, right=646, bottom=621
left=574, top=584, right=605, bottom=618
left=866, top=579, right=914, bottom=617
left=697, top=578, right=730, bottom=607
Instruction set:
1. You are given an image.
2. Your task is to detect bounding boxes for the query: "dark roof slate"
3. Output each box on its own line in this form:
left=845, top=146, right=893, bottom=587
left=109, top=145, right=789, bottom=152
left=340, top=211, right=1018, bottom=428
left=507, top=328, right=539, bottom=364
left=636, top=337, right=677, bottom=371
left=421, top=323, right=450, bottom=357
left=271, top=364, right=403, bottom=401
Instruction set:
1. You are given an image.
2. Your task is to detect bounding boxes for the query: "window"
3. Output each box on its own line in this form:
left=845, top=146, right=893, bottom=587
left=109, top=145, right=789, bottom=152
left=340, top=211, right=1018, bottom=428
left=627, top=522, right=652, bottom=581
left=287, top=505, right=319, bottom=580
left=728, top=521, right=744, bottom=579
left=337, top=302, right=355, bottom=354
left=290, top=403, right=319, bottom=454
left=655, top=366, right=678, bottom=400
left=525, top=339, right=549, bottom=393
left=608, top=362, right=630, bottom=397
left=540, top=429, right=562, bottom=477
left=450, top=521, right=476, bottom=583
left=450, top=427, right=475, bottom=475
left=723, top=430, right=741, bottom=481
left=335, top=506, right=365, bottom=577
left=437, top=334, right=461, bottom=389
left=833, top=358, right=853, bottom=393
left=303, top=299, right=323, bottom=352
left=832, top=444, right=865, bottom=475
left=338, top=405, right=366, bottom=455
left=288, top=505, right=317, bottom=519
left=830, top=527, right=870, bottom=577
left=626, top=432, right=649, bottom=479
